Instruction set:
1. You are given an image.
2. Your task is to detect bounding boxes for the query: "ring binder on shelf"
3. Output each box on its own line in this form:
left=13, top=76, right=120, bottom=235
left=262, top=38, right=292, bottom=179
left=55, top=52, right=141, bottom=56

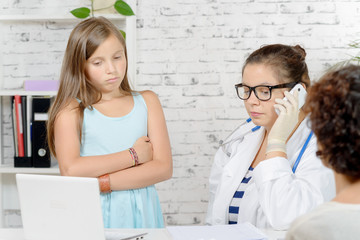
left=32, top=97, right=51, bottom=168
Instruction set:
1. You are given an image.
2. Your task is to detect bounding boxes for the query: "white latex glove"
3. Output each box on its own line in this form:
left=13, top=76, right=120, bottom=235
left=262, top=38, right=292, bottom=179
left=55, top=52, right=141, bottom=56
left=266, top=90, right=299, bottom=154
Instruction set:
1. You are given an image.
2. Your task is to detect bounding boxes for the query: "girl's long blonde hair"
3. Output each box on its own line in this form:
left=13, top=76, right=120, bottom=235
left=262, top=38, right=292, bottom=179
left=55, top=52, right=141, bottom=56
left=47, top=16, right=132, bottom=158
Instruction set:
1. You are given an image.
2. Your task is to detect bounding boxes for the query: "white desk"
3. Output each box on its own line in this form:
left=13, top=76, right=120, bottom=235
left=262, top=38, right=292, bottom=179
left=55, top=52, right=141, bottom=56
left=0, top=228, right=286, bottom=240
left=0, top=228, right=172, bottom=240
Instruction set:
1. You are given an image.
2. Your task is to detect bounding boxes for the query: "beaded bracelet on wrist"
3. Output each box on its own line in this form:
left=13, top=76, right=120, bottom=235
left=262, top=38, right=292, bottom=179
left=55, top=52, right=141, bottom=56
left=129, top=147, right=139, bottom=166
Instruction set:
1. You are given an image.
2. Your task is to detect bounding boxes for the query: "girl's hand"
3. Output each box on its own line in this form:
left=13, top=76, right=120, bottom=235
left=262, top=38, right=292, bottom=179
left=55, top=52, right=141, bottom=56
left=133, top=136, right=153, bottom=164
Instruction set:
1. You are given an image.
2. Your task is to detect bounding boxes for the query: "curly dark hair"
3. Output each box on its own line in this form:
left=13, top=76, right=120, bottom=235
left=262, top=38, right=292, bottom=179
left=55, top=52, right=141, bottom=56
left=304, top=64, right=360, bottom=180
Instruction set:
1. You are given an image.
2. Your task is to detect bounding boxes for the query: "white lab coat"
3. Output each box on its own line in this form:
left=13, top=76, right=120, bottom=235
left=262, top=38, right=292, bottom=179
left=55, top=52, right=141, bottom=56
left=206, top=117, right=335, bottom=230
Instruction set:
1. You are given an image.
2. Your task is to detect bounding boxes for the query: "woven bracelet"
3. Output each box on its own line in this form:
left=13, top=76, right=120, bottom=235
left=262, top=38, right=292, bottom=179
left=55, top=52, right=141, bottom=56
left=129, top=148, right=135, bottom=166
left=129, top=147, right=139, bottom=166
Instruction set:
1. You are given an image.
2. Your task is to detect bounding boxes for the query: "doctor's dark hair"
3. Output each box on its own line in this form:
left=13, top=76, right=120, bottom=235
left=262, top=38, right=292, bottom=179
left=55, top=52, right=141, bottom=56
left=305, top=64, right=360, bottom=180
left=242, top=44, right=310, bottom=87
left=47, top=16, right=132, bottom=158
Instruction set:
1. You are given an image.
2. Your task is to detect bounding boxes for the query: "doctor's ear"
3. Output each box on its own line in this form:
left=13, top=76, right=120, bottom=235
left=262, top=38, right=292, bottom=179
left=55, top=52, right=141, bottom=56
left=300, top=82, right=307, bottom=91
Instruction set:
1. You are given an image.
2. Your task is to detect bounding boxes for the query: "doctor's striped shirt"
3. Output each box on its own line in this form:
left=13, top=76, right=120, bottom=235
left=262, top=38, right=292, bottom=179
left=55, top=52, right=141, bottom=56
left=228, top=166, right=254, bottom=224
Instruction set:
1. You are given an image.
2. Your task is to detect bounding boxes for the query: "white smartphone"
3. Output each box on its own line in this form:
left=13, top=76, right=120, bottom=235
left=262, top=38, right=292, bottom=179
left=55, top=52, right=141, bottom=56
left=275, top=83, right=307, bottom=115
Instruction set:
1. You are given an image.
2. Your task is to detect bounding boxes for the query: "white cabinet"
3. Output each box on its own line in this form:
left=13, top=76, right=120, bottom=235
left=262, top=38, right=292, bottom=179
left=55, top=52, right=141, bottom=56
left=0, top=10, right=136, bottom=227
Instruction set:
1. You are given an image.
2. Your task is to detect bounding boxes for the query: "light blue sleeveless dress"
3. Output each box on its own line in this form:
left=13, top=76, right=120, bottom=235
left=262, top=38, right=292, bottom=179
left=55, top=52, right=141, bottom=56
left=79, top=93, right=164, bottom=228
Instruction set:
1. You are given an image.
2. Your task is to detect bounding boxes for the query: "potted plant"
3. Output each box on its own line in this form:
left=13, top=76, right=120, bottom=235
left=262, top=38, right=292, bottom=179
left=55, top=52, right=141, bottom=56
left=70, top=0, right=134, bottom=38
left=330, top=40, right=360, bottom=71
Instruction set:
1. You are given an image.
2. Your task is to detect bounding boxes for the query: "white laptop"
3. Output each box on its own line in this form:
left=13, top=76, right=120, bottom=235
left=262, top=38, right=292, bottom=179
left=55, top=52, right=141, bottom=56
left=16, top=174, right=147, bottom=240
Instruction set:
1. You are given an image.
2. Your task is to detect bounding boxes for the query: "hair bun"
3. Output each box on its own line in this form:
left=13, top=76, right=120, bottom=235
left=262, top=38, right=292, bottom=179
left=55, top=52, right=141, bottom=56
left=293, top=45, right=306, bottom=61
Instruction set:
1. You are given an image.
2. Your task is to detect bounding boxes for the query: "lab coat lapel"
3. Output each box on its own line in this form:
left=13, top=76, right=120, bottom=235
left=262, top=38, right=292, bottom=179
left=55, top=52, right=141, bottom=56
left=214, top=126, right=264, bottom=222
left=224, top=126, right=264, bottom=192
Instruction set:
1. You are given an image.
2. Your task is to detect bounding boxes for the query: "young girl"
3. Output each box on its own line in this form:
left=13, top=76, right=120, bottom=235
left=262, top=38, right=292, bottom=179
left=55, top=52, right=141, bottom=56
left=47, top=17, right=172, bottom=228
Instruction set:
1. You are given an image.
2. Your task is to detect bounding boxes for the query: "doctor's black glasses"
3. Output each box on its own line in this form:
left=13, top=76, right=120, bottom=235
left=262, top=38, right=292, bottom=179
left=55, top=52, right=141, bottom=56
left=235, top=82, right=298, bottom=101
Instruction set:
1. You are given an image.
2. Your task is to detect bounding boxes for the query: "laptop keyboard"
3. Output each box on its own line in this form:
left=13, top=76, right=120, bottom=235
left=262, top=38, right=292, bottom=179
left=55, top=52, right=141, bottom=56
left=105, top=231, right=147, bottom=240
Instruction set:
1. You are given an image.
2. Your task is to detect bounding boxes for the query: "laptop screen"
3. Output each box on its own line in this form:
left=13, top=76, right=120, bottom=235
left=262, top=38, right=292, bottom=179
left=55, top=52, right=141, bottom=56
left=16, top=174, right=105, bottom=240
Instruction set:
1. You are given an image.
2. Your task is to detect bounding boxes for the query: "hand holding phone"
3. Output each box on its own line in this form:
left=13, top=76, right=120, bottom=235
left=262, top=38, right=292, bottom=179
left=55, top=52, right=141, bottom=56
left=268, top=83, right=307, bottom=154
left=275, top=83, right=307, bottom=115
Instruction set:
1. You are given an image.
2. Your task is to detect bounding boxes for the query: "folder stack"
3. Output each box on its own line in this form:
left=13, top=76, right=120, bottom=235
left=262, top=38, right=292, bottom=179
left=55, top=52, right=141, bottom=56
left=12, top=95, right=51, bottom=168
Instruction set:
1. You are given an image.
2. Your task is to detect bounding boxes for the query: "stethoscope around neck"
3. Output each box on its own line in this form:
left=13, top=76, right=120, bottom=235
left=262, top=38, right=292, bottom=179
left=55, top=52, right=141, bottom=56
left=219, top=117, right=313, bottom=173
left=219, top=118, right=260, bottom=154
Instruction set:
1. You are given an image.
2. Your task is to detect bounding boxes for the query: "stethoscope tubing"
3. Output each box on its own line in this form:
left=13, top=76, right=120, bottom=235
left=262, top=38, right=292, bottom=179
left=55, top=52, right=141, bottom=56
left=219, top=118, right=257, bottom=147
left=219, top=117, right=314, bottom=174
left=292, top=130, right=314, bottom=173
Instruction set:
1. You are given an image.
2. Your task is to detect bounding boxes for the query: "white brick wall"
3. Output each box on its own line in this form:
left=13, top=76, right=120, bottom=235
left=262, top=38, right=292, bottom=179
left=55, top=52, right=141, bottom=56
left=136, top=0, right=360, bottom=226
left=1, top=0, right=360, bottom=227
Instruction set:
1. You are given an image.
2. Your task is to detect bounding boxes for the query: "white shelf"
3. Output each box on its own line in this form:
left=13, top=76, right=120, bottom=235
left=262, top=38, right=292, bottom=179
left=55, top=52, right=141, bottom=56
left=0, top=90, right=57, bottom=96
left=0, top=164, right=60, bottom=174
left=0, top=14, right=127, bottom=21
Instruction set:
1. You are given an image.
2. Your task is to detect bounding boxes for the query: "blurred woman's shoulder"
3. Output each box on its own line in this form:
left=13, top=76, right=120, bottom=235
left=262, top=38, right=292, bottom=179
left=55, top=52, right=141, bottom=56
left=286, top=202, right=360, bottom=240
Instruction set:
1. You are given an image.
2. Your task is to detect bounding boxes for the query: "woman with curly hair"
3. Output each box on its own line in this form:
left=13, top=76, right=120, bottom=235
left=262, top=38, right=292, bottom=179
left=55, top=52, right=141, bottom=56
left=286, top=64, right=360, bottom=240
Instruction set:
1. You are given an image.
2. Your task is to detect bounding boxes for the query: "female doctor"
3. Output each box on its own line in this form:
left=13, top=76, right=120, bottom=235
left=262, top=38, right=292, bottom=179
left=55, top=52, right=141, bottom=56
left=206, top=44, right=335, bottom=230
